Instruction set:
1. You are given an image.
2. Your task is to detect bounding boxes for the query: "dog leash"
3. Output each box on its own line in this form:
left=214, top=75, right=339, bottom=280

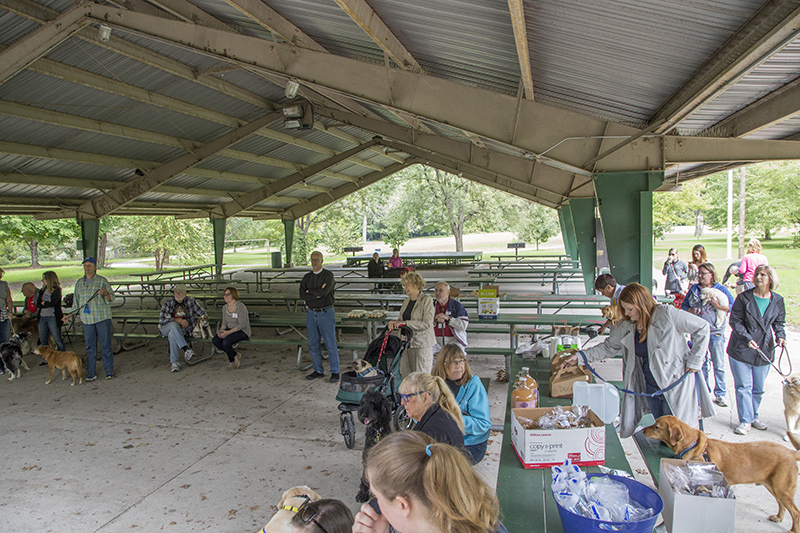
left=756, top=344, right=792, bottom=380
left=63, top=289, right=101, bottom=318
left=579, top=352, right=691, bottom=398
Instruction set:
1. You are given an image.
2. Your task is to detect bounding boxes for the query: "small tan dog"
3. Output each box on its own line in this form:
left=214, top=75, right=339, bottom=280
left=35, top=346, right=83, bottom=386
left=601, top=304, right=624, bottom=326
left=644, top=415, right=800, bottom=533
left=259, top=485, right=321, bottom=533
left=350, top=359, right=378, bottom=378
left=784, top=374, right=800, bottom=438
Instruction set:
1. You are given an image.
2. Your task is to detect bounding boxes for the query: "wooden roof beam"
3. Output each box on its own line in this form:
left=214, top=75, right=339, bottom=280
left=220, top=0, right=327, bottom=52
left=507, top=0, right=534, bottom=101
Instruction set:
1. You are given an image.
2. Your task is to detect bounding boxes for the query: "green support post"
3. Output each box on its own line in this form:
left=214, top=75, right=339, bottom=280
left=569, top=198, right=597, bottom=294
left=283, top=219, right=294, bottom=267
left=594, top=171, right=663, bottom=289
left=211, top=218, right=226, bottom=279
left=559, top=204, right=578, bottom=261
left=79, top=219, right=100, bottom=260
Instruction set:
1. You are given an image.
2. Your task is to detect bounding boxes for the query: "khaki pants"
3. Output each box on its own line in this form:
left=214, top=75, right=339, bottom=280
left=400, top=346, right=434, bottom=378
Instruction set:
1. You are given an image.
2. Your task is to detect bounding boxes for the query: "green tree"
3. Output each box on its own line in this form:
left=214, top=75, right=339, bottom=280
left=118, top=216, right=210, bottom=270
left=0, top=216, right=78, bottom=267
left=652, top=181, right=706, bottom=242
left=510, top=201, right=560, bottom=249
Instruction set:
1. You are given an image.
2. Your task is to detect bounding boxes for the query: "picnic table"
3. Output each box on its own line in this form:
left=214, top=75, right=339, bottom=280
left=468, top=267, right=584, bottom=294
left=474, top=259, right=581, bottom=269
left=249, top=276, right=492, bottom=293
left=496, top=355, right=636, bottom=532
left=111, top=279, right=248, bottom=307
left=345, top=251, right=482, bottom=267
left=490, top=253, right=571, bottom=261
left=131, top=263, right=230, bottom=282
left=245, top=266, right=369, bottom=291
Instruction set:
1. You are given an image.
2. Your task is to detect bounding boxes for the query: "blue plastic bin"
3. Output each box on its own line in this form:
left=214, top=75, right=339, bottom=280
left=554, top=474, right=663, bottom=532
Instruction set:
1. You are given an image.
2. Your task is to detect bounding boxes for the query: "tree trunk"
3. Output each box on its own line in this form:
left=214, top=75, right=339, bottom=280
left=453, top=225, right=464, bottom=252
left=738, top=167, right=746, bottom=258
left=155, top=248, right=165, bottom=271
left=28, top=239, right=41, bottom=268
left=694, top=210, right=704, bottom=238
left=764, top=228, right=771, bottom=240
left=98, top=233, right=107, bottom=268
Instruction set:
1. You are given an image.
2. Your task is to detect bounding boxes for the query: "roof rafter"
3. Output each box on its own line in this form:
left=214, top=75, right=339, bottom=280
left=507, top=0, right=534, bottom=101
left=332, top=0, right=422, bottom=72
left=139, top=0, right=233, bottom=30
left=220, top=0, right=327, bottom=52
left=709, top=76, right=800, bottom=137
left=37, top=111, right=282, bottom=220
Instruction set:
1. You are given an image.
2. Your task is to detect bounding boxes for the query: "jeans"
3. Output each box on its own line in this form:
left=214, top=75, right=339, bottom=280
left=306, top=307, right=340, bottom=374
left=38, top=315, right=65, bottom=351
left=702, top=333, right=727, bottom=399
left=729, top=356, right=770, bottom=424
left=464, top=439, right=488, bottom=465
left=212, top=329, right=249, bottom=361
left=645, top=380, right=673, bottom=420
left=159, top=321, right=189, bottom=364
left=0, top=319, right=9, bottom=345
left=84, top=319, right=114, bottom=378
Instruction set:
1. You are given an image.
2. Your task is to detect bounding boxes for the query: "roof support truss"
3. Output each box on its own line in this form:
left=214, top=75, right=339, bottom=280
left=507, top=0, right=534, bottom=100
left=220, top=0, right=327, bottom=52
left=709, top=76, right=800, bottom=137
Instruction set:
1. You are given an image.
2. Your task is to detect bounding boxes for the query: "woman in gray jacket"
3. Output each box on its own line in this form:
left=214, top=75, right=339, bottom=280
left=388, top=271, right=435, bottom=376
left=562, top=283, right=713, bottom=437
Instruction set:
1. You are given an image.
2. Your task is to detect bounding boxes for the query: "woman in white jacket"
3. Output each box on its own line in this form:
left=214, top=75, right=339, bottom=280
left=562, top=283, right=714, bottom=437
left=388, top=271, right=435, bottom=376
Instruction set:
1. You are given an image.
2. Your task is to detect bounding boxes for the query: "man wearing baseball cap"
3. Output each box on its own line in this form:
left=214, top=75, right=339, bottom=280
left=158, top=284, right=207, bottom=372
left=64, top=257, right=115, bottom=381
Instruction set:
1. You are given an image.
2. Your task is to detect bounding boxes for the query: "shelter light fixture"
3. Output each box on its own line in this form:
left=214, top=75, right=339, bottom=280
left=284, top=80, right=300, bottom=99
left=282, top=98, right=314, bottom=130
left=98, top=24, right=112, bottom=42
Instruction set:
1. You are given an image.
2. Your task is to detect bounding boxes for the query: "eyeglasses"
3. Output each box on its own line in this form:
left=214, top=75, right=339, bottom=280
left=400, top=391, right=426, bottom=403
left=296, top=498, right=329, bottom=533
left=448, top=359, right=467, bottom=366
left=223, top=292, right=232, bottom=296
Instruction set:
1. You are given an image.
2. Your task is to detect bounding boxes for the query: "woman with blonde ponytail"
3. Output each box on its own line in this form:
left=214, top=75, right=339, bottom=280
left=398, top=372, right=463, bottom=448
left=352, top=431, right=509, bottom=533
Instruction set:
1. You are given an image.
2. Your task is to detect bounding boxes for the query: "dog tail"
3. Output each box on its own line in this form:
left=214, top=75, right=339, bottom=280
left=787, top=431, right=800, bottom=453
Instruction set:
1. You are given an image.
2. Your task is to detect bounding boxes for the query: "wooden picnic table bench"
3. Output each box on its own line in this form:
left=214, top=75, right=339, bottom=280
left=132, top=263, right=229, bottom=282
left=490, top=253, right=571, bottom=261
left=468, top=267, right=584, bottom=294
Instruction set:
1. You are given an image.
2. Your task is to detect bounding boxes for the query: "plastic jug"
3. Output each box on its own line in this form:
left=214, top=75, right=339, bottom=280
left=572, top=382, right=619, bottom=424
left=512, top=366, right=539, bottom=408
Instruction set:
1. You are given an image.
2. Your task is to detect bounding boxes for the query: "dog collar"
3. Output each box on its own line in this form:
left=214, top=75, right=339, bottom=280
left=675, top=441, right=709, bottom=461
left=356, top=368, right=374, bottom=378
left=280, top=495, right=311, bottom=513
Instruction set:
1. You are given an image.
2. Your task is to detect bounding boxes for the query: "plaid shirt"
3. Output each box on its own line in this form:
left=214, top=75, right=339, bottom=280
left=72, top=274, right=114, bottom=325
left=159, top=296, right=207, bottom=333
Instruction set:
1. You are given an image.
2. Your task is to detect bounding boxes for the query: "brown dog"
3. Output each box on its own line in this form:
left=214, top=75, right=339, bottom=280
left=784, top=374, right=800, bottom=438
left=644, top=415, right=800, bottom=532
left=34, top=346, right=83, bottom=386
left=601, top=304, right=624, bottom=326
left=258, top=485, right=321, bottom=533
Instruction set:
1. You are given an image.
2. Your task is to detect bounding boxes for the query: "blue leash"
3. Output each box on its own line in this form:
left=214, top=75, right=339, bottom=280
left=579, top=352, right=692, bottom=398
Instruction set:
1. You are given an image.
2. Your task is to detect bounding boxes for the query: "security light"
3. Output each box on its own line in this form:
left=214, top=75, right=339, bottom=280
left=282, top=99, right=314, bottom=130
left=98, top=25, right=112, bottom=42
left=284, top=80, right=300, bottom=99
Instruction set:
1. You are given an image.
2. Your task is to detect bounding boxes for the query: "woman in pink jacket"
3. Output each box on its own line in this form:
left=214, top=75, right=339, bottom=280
left=738, top=238, right=768, bottom=293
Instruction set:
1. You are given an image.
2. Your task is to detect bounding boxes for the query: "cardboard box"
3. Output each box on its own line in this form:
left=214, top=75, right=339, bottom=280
left=478, top=285, right=501, bottom=319
left=510, top=407, right=605, bottom=469
left=549, top=365, right=592, bottom=398
left=658, top=459, right=735, bottom=533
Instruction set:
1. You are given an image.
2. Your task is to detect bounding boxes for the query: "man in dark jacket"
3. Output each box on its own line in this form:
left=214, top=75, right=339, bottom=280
left=367, top=252, right=385, bottom=278
left=300, top=251, right=340, bottom=382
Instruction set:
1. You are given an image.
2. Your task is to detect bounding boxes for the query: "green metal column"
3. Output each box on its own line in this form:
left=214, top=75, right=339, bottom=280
left=211, top=218, right=226, bottom=279
left=559, top=204, right=578, bottom=260
left=569, top=198, right=597, bottom=294
left=594, top=171, right=663, bottom=289
left=80, top=218, right=100, bottom=260
left=283, top=219, right=294, bottom=267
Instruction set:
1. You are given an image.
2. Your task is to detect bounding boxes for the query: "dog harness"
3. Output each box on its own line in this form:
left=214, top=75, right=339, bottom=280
left=675, top=440, right=710, bottom=461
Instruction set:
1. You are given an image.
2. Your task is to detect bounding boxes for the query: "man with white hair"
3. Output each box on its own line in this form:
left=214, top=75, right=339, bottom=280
left=159, top=284, right=207, bottom=372
left=432, top=281, right=468, bottom=353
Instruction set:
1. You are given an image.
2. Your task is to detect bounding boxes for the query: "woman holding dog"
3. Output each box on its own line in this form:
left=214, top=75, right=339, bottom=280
left=352, top=431, right=509, bottom=533
left=213, top=286, right=250, bottom=370
left=399, top=371, right=464, bottom=448
left=36, top=270, right=65, bottom=352
left=562, top=282, right=714, bottom=438
left=727, top=264, right=786, bottom=435
left=0, top=268, right=11, bottom=345
left=388, top=271, right=435, bottom=376
left=431, top=344, right=491, bottom=464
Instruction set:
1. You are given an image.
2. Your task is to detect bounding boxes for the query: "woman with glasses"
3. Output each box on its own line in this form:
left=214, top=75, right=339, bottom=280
left=36, top=270, right=65, bottom=351
left=398, top=371, right=463, bottom=448
left=213, top=286, right=251, bottom=370
left=387, top=271, right=435, bottom=376
left=287, top=498, right=353, bottom=533
left=352, top=431, right=509, bottom=533
left=431, top=344, right=491, bottom=464
left=662, top=248, right=688, bottom=296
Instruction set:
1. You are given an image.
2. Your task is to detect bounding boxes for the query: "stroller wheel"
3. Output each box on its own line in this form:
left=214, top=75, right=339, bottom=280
left=393, top=405, right=413, bottom=431
left=340, top=412, right=356, bottom=449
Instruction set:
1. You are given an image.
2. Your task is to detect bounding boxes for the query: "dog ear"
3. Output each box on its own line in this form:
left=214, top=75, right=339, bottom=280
left=669, top=422, right=684, bottom=445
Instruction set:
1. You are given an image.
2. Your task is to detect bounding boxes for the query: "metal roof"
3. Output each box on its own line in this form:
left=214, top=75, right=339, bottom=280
left=0, top=0, right=799, bottom=219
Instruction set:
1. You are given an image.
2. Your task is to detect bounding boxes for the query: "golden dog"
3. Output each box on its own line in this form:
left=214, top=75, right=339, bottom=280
left=644, top=415, right=800, bottom=533
left=601, top=304, right=624, bottom=326
left=34, top=346, right=83, bottom=386
left=784, top=374, right=800, bottom=438
left=259, top=485, right=322, bottom=533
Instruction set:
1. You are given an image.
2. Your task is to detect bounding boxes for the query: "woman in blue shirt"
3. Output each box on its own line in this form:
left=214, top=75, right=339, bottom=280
left=432, top=343, right=492, bottom=464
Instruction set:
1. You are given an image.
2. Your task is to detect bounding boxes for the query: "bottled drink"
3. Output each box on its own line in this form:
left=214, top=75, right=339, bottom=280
left=511, top=366, right=539, bottom=408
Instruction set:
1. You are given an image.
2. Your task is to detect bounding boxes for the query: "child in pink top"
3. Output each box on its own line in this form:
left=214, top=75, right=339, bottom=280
left=739, top=238, right=767, bottom=291
left=389, top=248, right=403, bottom=268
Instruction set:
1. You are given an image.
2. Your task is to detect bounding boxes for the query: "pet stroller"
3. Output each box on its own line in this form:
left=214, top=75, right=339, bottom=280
left=336, top=325, right=413, bottom=448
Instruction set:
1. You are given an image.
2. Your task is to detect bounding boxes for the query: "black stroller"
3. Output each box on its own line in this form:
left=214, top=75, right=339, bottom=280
left=336, top=325, right=413, bottom=448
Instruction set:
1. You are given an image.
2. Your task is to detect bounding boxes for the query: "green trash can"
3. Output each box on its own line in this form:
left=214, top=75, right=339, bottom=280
left=271, top=251, right=282, bottom=268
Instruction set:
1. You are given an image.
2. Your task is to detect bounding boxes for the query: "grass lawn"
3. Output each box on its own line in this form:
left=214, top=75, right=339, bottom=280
left=653, top=233, right=799, bottom=326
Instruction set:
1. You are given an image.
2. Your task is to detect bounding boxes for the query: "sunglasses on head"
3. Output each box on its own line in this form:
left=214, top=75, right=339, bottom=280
left=295, top=498, right=329, bottom=533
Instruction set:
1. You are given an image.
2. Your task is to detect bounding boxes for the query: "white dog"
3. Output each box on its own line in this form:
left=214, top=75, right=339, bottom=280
left=192, top=314, right=213, bottom=339
left=258, top=485, right=321, bottom=533
left=700, top=287, right=728, bottom=328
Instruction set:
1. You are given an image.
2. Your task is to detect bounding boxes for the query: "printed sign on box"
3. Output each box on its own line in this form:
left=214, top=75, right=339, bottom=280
left=478, top=285, right=501, bottom=319
left=510, top=407, right=605, bottom=469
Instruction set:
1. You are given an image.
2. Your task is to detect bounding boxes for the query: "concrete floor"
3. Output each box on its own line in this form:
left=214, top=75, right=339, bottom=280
left=1, top=269, right=797, bottom=532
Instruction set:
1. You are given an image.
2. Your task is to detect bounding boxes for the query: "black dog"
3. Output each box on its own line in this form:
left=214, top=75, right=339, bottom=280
left=356, top=389, right=393, bottom=502
left=1, top=332, right=31, bottom=380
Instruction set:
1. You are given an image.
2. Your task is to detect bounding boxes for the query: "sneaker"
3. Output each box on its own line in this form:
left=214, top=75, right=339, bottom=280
left=86, top=375, right=97, bottom=382
left=734, top=423, right=750, bottom=435
left=106, top=375, right=115, bottom=380
left=184, top=348, right=195, bottom=362
left=171, top=362, right=181, bottom=373
left=752, top=419, right=768, bottom=431
left=305, top=371, right=324, bottom=381
left=714, top=396, right=728, bottom=407
left=329, top=373, right=340, bottom=383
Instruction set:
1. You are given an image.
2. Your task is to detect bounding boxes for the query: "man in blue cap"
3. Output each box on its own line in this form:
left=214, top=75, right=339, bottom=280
left=65, top=257, right=115, bottom=381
